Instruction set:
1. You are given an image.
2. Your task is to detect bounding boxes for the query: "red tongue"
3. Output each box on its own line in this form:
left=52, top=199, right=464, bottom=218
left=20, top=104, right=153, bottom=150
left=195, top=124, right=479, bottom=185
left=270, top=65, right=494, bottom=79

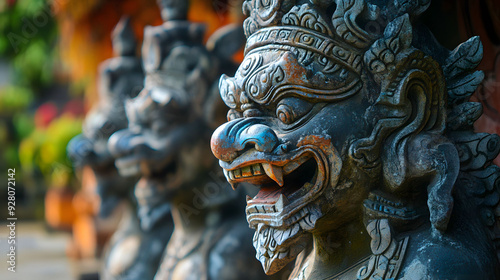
left=252, top=185, right=283, bottom=204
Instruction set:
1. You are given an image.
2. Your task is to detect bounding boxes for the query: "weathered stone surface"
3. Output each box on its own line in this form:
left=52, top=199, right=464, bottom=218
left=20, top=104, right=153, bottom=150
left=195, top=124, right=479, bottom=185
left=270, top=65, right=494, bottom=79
left=107, top=2, right=269, bottom=280
left=68, top=17, right=172, bottom=280
left=211, top=1, right=500, bottom=279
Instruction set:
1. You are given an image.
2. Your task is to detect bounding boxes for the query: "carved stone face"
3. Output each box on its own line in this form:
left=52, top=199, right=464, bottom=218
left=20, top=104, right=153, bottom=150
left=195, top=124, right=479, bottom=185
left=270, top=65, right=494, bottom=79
left=68, top=132, right=135, bottom=218
left=67, top=17, right=143, bottom=217
left=211, top=0, right=500, bottom=278
left=108, top=22, right=232, bottom=217
left=109, top=45, right=213, bottom=195
left=90, top=159, right=134, bottom=217
left=211, top=47, right=375, bottom=273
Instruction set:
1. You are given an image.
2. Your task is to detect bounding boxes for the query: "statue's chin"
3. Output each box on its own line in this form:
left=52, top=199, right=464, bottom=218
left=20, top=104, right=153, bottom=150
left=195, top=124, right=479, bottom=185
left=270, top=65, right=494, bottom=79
left=253, top=214, right=315, bottom=275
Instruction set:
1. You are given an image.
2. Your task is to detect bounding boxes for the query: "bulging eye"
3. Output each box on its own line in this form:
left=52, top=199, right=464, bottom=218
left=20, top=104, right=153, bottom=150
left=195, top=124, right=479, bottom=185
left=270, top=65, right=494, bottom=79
left=276, top=104, right=294, bottom=124
left=276, top=97, right=314, bottom=125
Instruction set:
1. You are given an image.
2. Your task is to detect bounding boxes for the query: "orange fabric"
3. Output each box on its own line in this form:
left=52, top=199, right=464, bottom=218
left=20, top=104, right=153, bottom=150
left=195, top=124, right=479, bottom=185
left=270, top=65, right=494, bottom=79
left=53, top=0, right=162, bottom=108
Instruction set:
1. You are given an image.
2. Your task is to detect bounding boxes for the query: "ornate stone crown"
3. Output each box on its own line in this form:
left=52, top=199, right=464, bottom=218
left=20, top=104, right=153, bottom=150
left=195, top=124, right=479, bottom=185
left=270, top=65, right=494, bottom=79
left=241, top=0, right=432, bottom=74
left=212, top=1, right=500, bottom=278
left=245, top=4, right=365, bottom=74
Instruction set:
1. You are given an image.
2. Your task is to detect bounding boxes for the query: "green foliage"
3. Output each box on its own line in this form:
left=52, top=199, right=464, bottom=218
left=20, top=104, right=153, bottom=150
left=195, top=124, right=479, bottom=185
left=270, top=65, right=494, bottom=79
left=13, top=111, right=35, bottom=139
left=0, top=85, right=33, bottom=113
left=19, top=114, right=82, bottom=188
left=0, top=0, right=64, bottom=192
left=0, top=0, right=58, bottom=88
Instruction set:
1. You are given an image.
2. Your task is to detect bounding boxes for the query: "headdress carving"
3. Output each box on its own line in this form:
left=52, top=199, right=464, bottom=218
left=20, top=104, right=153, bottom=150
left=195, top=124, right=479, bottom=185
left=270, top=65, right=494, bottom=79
left=211, top=0, right=500, bottom=278
left=221, top=0, right=440, bottom=111
left=108, top=2, right=269, bottom=279
left=69, top=16, right=143, bottom=169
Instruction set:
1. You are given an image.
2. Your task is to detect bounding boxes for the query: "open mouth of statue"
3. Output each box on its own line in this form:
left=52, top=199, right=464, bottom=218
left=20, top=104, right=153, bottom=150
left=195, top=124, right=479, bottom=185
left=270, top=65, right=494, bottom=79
left=153, top=159, right=178, bottom=178
left=115, top=155, right=144, bottom=177
left=220, top=146, right=326, bottom=228
left=116, top=154, right=178, bottom=179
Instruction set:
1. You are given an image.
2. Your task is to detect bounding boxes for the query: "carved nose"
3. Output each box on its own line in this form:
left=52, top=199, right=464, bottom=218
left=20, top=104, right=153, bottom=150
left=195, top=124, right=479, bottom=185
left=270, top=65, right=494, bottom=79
left=108, top=128, right=145, bottom=158
left=210, top=118, right=279, bottom=162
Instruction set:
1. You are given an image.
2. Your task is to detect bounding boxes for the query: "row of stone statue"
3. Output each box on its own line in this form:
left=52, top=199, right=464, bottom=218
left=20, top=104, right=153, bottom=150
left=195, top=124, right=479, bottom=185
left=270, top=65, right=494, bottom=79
left=68, top=0, right=500, bottom=279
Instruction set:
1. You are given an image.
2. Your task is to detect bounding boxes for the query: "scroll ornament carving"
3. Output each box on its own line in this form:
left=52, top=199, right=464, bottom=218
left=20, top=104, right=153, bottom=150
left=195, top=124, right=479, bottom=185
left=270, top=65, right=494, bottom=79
left=356, top=219, right=408, bottom=280
left=211, top=0, right=500, bottom=279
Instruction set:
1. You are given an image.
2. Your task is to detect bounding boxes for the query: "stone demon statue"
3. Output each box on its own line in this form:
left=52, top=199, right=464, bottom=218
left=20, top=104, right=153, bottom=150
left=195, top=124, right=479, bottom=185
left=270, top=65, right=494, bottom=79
left=68, top=17, right=173, bottom=280
left=107, top=2, right=268, bottom=279
left=211, top=0, right=500, bottom=279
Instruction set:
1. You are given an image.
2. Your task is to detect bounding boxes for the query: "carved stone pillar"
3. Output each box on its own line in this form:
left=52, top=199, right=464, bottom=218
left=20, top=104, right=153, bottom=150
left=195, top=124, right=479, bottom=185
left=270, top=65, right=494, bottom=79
left=67, top=17, right=173, bottom=280
left=107, top=2, right=269, bottom=279
left=210, top=1, right=500, bottom=279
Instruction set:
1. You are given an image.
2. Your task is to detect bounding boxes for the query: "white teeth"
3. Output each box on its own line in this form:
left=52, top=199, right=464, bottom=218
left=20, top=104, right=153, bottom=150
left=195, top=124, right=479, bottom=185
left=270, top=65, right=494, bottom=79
left=228, top=163, right=265, bottom=180
left=223, top=169, right=230, bottom=181
left=242, top=166, right=252, bottom=177
left=226, top=161, right=288, bottom=187
left=252, top=164, right=263, bottom=175
left=234, top=168, right=241, bottom=178
left=262, top=163, right=284, bottom=187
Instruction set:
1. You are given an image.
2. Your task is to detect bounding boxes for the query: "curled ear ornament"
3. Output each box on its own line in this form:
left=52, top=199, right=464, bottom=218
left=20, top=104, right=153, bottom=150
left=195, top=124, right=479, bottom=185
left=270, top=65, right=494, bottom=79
left=351, top=14, right=459, bottom=232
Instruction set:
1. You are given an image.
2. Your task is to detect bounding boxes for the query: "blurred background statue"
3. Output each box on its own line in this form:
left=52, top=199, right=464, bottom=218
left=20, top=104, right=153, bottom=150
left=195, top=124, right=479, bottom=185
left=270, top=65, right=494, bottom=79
left=68, top=16, right=173, bottom=280
left=2, top=0, right=498, bottom=279
left=107, top=1, right=273, bottom=279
